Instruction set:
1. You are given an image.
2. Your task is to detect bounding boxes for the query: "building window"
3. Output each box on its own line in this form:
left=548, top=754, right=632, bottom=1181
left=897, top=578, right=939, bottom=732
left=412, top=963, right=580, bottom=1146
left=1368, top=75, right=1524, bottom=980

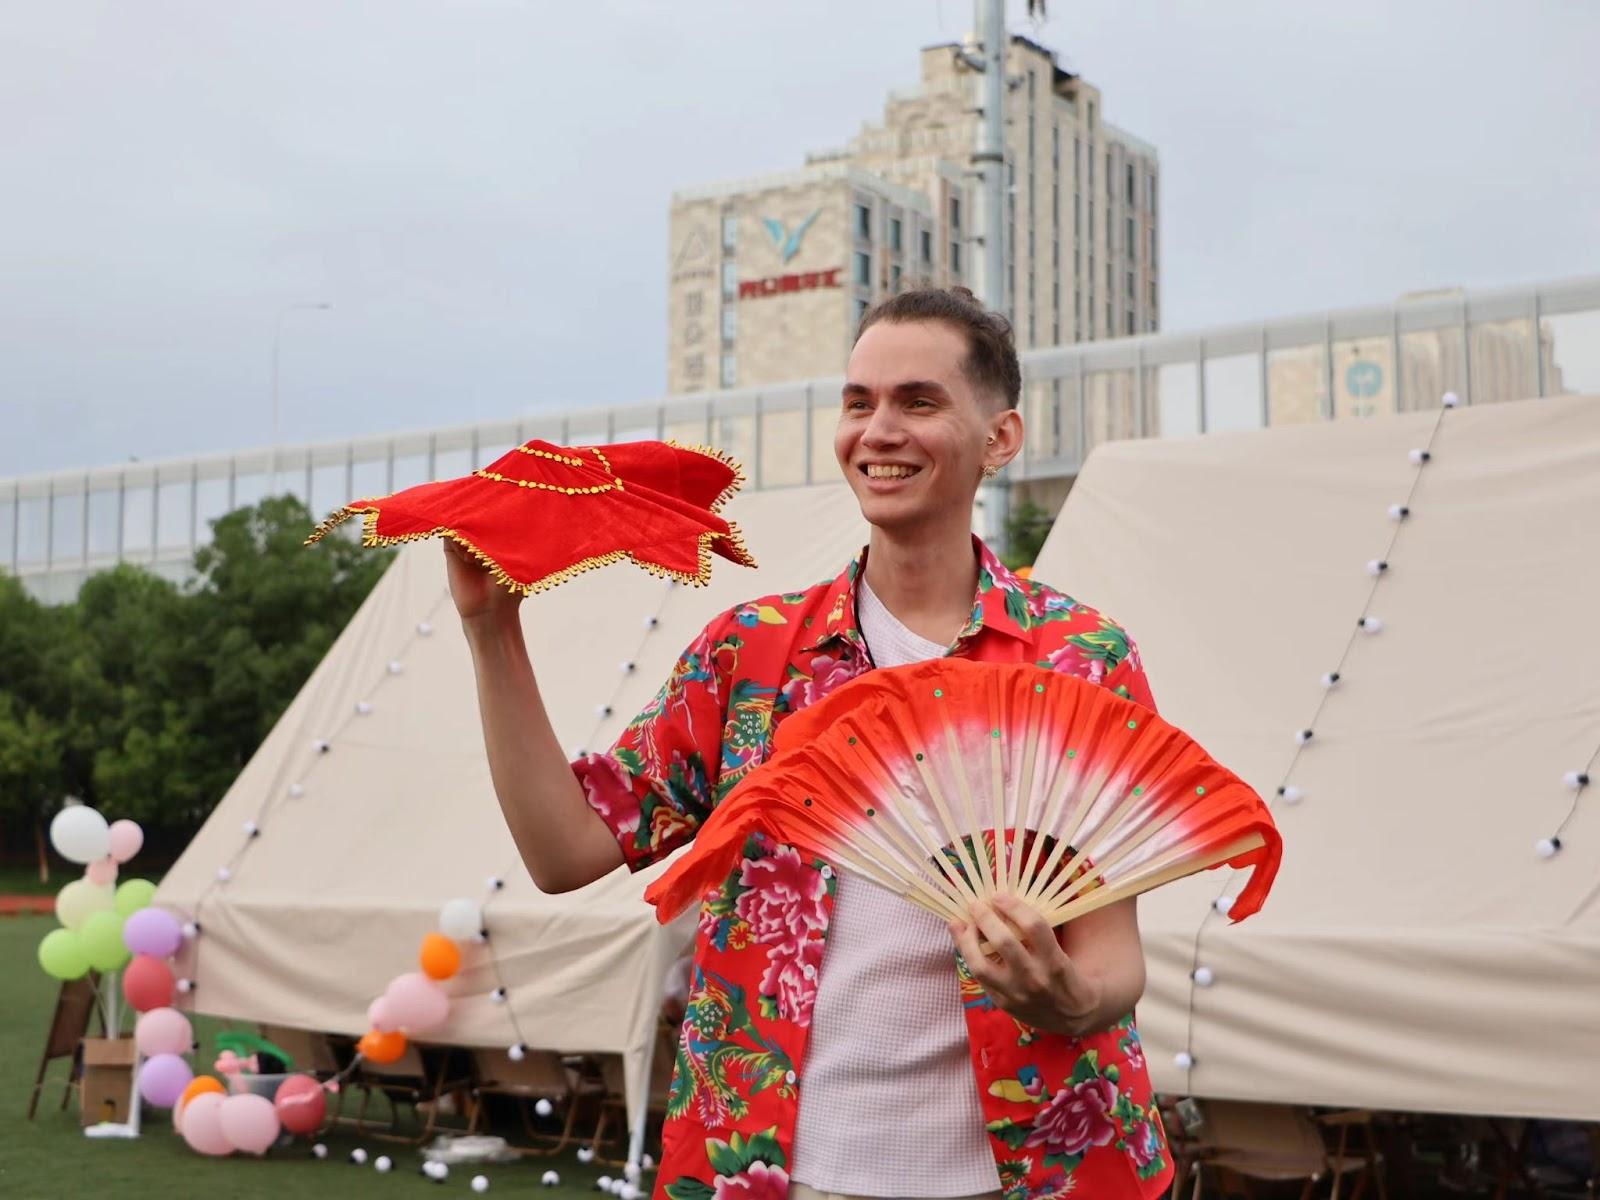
left=1126, top=310, right=1135, bottom=336
left=1107, top=261, right=1113, bottom=288
left=920, top=229, right=933, bottom=263
left=1105, top=151, right=1112, bottom=196
left=1127, top=164, right=1136, bottom=205
left=1106, top=301, right=1112, bottom=330
left=1126, top=216, right=1135, bottom=254
left=1052, top=281, right=1060, bottom=312
left=890, top=263, right=902, bottom=292
left=1074, top=137, right=1082, bottom=179
left=720, top=354, right=736, bottom=388
left=1126, top=269, right=1135, bottom=297
left=854, top=251, right=871, bottom=287
left=1052, top=125, right=1060, bottom=167
left=856, top=202, right=873, bottom=241
left=1149, top=279, right=1158, bottom=307
left=721, top=308, right=737, bottom=343
left=1087, top=150, right=1094, bottom=191
left=1052, top=239, right=1059, bottom=267
left=721, top=261, right=737, bottom=300
left=684, top=353, right=704, bottom=379
left=951, top=240, right=962, bottom=274
left=890, top=217, right=903, bottom=253
left=1150, top=176, right=1158, bottom=213
left=1087, top=100, right=1096, bottom=128
left=721, top=214, right=737, bottom=252
left=854, top=298, right=870, bottom=326
left=1149, top=226, right=1157, bottom=261
left=1075, top=194, right=1081, bottom=231
left=950, top=196, right=962, bottom=231
left=684, top=292, right=703, bottom=317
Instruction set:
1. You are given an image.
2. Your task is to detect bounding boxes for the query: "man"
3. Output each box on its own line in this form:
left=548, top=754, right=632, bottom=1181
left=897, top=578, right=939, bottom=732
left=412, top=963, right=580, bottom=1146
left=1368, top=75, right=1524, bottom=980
left=449, top=287, right=1172, bottom=1199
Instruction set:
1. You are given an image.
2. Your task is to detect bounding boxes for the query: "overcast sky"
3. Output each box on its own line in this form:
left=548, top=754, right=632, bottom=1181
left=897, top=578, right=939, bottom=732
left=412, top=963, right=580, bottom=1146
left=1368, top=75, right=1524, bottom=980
left=2, top=0, right=1596, bottom=479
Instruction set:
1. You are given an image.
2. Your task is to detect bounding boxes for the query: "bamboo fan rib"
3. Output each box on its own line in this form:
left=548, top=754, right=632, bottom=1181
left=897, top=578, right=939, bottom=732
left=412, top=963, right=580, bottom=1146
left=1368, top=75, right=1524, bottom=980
left=645, top=660, right=1280, bottom=931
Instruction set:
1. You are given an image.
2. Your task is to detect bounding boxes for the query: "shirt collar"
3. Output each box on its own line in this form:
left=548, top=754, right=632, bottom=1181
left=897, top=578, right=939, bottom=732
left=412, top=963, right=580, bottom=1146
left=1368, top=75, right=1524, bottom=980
left=799, top=535, right=1030, bottom=655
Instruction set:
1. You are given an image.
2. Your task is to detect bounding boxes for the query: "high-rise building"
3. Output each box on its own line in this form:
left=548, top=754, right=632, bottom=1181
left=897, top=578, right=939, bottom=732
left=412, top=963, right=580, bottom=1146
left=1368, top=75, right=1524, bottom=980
left=667, top=34, right=1160, bottom=394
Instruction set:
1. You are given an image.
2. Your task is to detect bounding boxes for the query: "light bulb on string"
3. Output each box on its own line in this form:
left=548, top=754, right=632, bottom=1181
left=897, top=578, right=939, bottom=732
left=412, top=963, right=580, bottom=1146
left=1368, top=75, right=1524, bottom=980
left=1563, top=771, right=1590, bottom=791
left=417, top=621, right=433, bottom=636
left=1358, top=616, right=1384, bottom=634
left=1320, top=672, right=1341, bottom=689
left=1408, top=448, right=1431, bottom=465
left=1442, top=392, right=1460, bottom=408
left=1536, top=837, right=1561, bottom=859
left=387, top=660, right=404, bottom=675
left=1366, top=559, right=1388, bottom=577
left=1277, top=784, right=1305, bottom=805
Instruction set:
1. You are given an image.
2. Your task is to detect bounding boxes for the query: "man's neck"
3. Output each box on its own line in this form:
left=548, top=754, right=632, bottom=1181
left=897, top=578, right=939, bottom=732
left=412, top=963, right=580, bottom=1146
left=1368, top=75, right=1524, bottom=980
left=860, top=520, right=980, bottom=647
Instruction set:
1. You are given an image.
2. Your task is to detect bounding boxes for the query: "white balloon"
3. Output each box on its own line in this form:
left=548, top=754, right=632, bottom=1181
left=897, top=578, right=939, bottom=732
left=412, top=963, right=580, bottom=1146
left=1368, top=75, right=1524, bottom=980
left=51, top=806, right=110, bottom=865
left=439, top=897, right=483, bottom=942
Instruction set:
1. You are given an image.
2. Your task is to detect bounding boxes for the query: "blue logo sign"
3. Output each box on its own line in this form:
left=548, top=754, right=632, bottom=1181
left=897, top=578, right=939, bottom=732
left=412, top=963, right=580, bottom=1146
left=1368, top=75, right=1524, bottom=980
left=763, top=209, right=821, bottom=265
left=1346, top=361, right=1383, bottom=399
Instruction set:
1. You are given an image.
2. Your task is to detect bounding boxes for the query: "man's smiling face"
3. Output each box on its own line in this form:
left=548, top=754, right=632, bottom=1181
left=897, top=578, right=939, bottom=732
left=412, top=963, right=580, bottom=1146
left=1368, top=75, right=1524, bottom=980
left=836, top=319, right=997, bottom=534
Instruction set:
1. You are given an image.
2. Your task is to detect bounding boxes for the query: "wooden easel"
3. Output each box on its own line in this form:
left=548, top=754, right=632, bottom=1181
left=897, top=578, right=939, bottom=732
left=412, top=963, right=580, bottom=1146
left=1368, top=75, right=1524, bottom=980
left=26, top=975, right=99, bottom=1120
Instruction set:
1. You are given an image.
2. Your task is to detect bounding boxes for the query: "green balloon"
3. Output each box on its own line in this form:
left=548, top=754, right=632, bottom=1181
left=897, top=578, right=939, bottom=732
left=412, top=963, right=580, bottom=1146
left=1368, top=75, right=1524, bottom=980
left=81, top=910, right=131, bottom=972
left=39, top=928, right=91, bottom=981
left=115, top=878, right=157, bottom=917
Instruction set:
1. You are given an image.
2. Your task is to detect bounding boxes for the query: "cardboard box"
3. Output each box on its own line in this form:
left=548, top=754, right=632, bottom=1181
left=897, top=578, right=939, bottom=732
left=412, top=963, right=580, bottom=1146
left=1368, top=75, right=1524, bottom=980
left=79, top=1036, right=136, bottom=1127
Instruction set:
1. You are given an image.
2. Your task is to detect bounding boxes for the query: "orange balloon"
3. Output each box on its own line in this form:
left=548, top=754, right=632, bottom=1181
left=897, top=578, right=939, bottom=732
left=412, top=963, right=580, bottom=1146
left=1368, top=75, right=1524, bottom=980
left=419, top=932, right=461, bottom=981
left=358, top=1029, right=407, bottom=1064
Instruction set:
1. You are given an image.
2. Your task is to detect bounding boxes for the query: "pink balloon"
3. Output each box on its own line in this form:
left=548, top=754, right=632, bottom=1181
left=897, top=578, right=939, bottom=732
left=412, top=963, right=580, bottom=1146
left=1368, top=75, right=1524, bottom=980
left=86, top=857, right=119, bottom=886
left=367, top=995, right=398, bottom=1033
left=123, top=907, right=183, bottom=958
left=383, top=971, right=449, bottom=1034
left=181, top=1091, right=233, bottom=1156
left=138, top=1052, right=194, bottom=1107
left=273, top=1074, right=327, bottom=1136
left=219, top=1092, right=280, bottom=1156
left=108, top=819, right=144, bottom=864
left=135, top=1007, right=193, bottom=1058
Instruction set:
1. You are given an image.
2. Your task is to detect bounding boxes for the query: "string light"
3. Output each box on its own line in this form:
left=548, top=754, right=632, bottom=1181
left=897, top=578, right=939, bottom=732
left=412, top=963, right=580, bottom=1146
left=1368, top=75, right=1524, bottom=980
left=355, top=700, right=373, bottom=715
left=215, top=866, right=232, bottom=883
left=242, top=820, right=260, bottom=838
left=1181, top=391, right=1455, bottom=1078
left=182, top=921, right=200, bottom=939
left=387, top=660, right=404, bottom=675
left=311, top=739, right=331, bottom=754
left=1563, top=771, right=1591, bottom=791
left=287, top=783, right=306, bottom=798
left=416, top=621, right=433, bottom=636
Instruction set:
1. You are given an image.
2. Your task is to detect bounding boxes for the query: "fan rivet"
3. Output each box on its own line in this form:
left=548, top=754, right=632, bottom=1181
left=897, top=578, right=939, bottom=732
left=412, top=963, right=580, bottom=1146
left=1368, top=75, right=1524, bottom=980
left=933, top=689, right=943, bottom=698
left=1195, top=786, right=1206, bottom=796
left=1035, top=683, right=1045, bottom=693
left=1127, top=720, right=1138, bottom=730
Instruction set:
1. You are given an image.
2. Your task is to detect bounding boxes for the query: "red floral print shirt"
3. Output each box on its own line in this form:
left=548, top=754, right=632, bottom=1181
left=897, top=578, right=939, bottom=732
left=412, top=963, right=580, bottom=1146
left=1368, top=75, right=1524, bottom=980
left=575, top=538, right=1174, bottom=1200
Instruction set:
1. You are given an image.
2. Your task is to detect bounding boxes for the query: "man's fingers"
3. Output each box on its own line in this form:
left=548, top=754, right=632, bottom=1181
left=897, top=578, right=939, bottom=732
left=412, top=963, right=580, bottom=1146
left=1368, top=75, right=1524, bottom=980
left=967, top=900, right=1032, bottom=975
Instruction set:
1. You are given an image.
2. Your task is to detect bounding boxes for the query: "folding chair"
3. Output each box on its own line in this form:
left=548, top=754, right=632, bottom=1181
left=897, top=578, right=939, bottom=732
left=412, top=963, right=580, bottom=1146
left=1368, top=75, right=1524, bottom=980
left=1176, top=1099, right=1386, bottom=1200
left=351, top=1041, right=473, bottom=1143
left=27, top=977, right=98, bottom=1120
left=467, top=1047, right=603, bottom=1155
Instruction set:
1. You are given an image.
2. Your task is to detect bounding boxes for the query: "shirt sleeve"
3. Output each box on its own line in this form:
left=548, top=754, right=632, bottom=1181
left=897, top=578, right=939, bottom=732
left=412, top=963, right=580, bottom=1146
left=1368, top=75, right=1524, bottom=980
left=571, top=616, right=730, bottom=872
left=1100, top=631, right=1158, bottom=715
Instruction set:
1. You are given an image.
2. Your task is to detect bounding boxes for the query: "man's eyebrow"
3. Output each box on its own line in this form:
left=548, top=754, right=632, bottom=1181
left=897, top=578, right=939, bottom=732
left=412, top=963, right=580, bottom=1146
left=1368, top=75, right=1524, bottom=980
left=840, top=380, right=952, bottom=398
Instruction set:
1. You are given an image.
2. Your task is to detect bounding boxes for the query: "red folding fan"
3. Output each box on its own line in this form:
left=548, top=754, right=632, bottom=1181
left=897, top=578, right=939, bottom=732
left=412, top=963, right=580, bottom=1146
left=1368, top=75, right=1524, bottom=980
left=645, top=659, right=1281, bottom=929
left=305, top=439, right=757, bottom=594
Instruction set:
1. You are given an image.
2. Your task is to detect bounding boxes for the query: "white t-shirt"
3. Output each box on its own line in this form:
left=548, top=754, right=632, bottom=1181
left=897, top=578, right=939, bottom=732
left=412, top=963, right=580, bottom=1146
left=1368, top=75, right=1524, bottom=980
left=789, top=579, right=1003, bottom=1197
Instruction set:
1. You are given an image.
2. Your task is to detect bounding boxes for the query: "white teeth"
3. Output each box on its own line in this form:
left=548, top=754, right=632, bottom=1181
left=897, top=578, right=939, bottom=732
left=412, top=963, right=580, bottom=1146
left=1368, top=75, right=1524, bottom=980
left=865, top=465, right=918, bottom=479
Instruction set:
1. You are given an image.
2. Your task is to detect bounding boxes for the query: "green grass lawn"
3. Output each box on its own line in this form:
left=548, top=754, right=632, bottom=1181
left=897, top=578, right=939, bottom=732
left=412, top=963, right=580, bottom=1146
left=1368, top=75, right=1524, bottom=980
left=1, top=915, right=634, bottom=1199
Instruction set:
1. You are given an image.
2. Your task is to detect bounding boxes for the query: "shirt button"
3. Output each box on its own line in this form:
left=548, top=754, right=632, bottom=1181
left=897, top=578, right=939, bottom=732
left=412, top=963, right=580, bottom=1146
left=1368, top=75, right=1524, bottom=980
left=785, top=1070, right=797, bottom=1085
left=819, top=865, right=833, bottom=880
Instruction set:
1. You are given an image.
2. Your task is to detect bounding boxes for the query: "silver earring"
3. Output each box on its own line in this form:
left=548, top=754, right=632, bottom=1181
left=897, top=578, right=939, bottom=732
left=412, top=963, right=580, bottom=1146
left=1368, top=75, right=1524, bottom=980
left=982, top=464, right=1000, bottom=479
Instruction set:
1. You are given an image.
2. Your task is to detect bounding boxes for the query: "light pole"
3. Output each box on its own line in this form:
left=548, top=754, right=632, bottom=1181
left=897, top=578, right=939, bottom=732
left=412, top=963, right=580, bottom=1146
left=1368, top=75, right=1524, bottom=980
left=270, top=301, right=332, bottom=494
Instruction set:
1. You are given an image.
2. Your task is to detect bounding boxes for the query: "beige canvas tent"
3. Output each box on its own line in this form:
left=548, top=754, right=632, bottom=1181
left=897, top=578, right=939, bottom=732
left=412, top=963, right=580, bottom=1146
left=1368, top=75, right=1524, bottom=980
left=1035, top=393, right=1600, bottom=1120
left=157, top=482, right=869, bottom=1161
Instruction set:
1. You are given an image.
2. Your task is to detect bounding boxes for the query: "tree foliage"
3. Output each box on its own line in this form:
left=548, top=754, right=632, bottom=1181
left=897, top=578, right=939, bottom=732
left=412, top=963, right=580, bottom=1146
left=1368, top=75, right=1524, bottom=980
left=0, top=497, right=392, bottom=869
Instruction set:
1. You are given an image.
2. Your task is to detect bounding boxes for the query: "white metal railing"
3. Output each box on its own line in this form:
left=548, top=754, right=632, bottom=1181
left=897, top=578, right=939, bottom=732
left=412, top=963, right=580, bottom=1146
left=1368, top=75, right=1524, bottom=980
left=5, top=273, right=1598, bottom=598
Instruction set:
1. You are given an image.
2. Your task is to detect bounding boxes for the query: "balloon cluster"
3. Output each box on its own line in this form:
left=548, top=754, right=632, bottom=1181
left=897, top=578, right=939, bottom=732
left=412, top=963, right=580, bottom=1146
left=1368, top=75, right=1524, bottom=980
left=357, top=903, right=475, bottom=1065
left=171, top=1069, right=329, bottom=1158
left=36, top=807, right=156, bottom=982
